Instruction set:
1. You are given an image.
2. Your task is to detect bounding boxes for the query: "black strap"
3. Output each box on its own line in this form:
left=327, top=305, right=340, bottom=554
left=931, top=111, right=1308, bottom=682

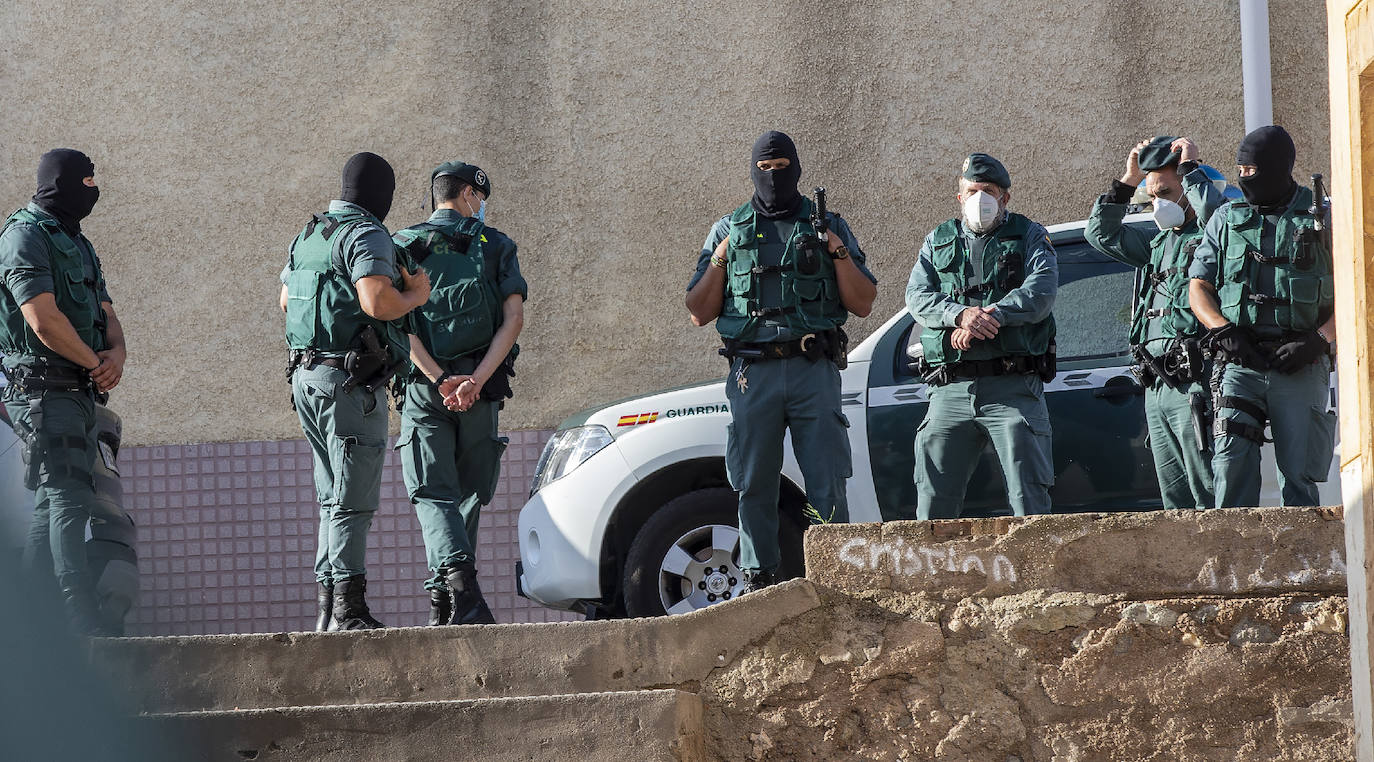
left=1218, top=395, right=1267, bottom=423
left=950, top=283, right=993, bottom=299
left=311, top=212, right=343, bottom=240
left=751, top=264, right=784, bottom=275
left=951, top=356, right=1037, bottom=378
left=1215, top=418, right=1269, bottom=444
left=748, top=305, right=798, bottom=319
left=1147, top=267, right=1182, bottom=285
left=1246, top=293, right=1289, bottom=306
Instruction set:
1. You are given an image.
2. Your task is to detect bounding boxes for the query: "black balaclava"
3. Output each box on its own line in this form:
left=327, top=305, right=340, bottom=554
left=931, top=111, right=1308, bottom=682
left=33, top=149, right=99, bottom=233
left=1235, top=125, right=1297, bottom=210
left=750, top=131, right=803, bottom=219
left=340, top=152, right=395, bottom=222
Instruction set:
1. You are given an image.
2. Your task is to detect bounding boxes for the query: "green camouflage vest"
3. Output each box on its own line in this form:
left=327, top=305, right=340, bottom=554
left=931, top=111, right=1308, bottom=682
left=1216, top=186, right=1333, bottom=332
left=919, top=213, right=1055, bottom=366
left=393, top=216, right=503, bottom=362
left=0, top=207, right=106, bottom=362
left=283, top=209, right=407, bottom=360
left=716, top=199, right=848, bottom=340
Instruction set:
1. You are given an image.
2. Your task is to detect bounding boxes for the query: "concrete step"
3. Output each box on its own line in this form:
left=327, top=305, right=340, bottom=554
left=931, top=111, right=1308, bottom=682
left=91, top=579, right=821, bottom=713
left=145, top=689, right=707, bottom=762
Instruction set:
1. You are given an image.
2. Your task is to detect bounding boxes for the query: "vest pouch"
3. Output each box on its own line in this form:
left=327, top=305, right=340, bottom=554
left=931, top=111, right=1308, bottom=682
left=728, top=258, right=756, bottom=298
left=931, top=237, right=959, bottom=272
left=1166, top=285, right=1198, bottom=336
left=1286, top=275, right=1321, bottom=330
left=789, top=274, right=833, bottom=326
left=995, top=325, right=1033, bottom=355
left=919, top=328, right=950, bottom=366
left=63, top=269, right=92, bottom=305
left=284, top=269, right=324, bottom=349
left=425, top=282, right=497, bottom=358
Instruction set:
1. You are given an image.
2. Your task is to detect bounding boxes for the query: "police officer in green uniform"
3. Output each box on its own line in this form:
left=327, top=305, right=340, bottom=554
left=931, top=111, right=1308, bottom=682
left=1188, top=125, right=1336, bottom=508
left=1085, top=136, right=1225, bottom=510
left=906, top=154, right=1058, bottom=519
left=279, top=152, right=430, bottom=630
left=686, top=131, right=877, bottom=592
left=393, top=162, right=526, bottom=626
left=0, top=149, right=128, bottom=635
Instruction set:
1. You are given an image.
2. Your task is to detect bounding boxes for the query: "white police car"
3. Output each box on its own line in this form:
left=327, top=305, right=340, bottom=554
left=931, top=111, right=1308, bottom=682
left=517, top=215, right=1341, bottom=618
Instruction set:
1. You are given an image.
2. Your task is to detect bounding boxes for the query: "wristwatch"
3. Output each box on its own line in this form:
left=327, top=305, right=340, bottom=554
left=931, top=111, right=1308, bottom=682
left=830, top=245, right=851, bottom=261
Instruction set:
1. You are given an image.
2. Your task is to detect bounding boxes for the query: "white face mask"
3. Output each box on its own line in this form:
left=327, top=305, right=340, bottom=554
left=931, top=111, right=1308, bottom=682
left=962, top=190, right=1002, bottom=233
left=1151, top=196, right=1186, bottom=230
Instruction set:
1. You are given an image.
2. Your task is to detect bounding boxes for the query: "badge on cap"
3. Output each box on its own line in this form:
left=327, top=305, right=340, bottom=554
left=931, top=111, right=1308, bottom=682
left=962, top=156, right=972, bottom=174
left=475, top=169, right=487, bottom=187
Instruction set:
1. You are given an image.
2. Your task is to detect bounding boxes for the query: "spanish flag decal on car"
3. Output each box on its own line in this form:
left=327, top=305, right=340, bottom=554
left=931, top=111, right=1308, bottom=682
left=616, top=411, right=659, bottom=427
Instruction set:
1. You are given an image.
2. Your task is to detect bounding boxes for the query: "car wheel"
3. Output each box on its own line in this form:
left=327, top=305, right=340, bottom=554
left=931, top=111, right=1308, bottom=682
left=622, top=487, right=804, bottom=618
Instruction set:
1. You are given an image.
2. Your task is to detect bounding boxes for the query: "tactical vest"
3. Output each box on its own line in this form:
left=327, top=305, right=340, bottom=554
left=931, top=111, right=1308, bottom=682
left=918, top=214, right=1055, bottom=366
left=393, top=216, right=504, bottom=363
left=716, top=198, right=848, bottom=340
left=1216, top=186, right=1333, bottom=333
left=283, top=209, right=408, bottom=360
left=1133, top=228, right=1204, bottom=347
left=0, top=208, right=106, bottom=362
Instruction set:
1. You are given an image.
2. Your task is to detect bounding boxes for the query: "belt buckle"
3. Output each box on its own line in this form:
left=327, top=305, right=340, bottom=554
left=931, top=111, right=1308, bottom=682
left=1001, top=357, right=1017, bottom=374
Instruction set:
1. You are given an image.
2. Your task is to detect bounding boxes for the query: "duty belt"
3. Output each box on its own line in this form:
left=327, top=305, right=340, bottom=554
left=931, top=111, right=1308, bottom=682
left=3, top=362, right=95, bottom=394
left=719, top=329, right=847, bottom=368
left=947, top=355, right=1037, bottom=379
left=288, top=349, right=347, bottom=372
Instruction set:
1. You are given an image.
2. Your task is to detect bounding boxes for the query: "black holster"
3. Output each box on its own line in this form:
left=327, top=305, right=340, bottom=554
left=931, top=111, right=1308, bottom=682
left=1190, top=391, right=1212, bottom=454
left=342, top=326, right=398, bottom=395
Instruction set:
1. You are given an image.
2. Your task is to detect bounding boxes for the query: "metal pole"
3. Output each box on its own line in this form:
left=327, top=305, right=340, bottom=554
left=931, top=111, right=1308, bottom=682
left=1239, top=0, right=1273, bottom=132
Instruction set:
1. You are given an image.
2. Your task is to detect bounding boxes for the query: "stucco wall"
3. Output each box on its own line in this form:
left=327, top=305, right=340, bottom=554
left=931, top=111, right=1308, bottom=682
left=0, top=1, right=1328, bottom=445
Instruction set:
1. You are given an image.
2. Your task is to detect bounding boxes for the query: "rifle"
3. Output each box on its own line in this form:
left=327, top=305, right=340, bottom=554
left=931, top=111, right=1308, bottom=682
left=796, top=187, right=830, bottom=275
left=1310, top=173, right=1332, bottom=250
left=811, top=186, right=829, bottom=240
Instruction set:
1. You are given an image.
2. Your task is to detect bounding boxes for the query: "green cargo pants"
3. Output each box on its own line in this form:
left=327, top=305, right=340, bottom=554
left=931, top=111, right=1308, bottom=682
left=724, top=355, right=851, bottom=575
left=1145, top=380, right=1215, bottom=510
left=914, top=373, right=1053, bottom=519
left=1, top=385, right=100, bottom=592
left=397, top=382, right=507, bottom=591
left=291, top=363, right=389, bottom=584
left=1212, top=357, right=1335, bottom=508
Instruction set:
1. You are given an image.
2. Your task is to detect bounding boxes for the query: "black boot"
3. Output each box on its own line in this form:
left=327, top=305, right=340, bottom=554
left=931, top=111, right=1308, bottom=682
left=331, top=575, right=385, bottom=630
left=61, top=585, right=111, bottom=637
left=315, top=581, right=334, bottom=632
left=444, top=564, right=495, bottom=625
left=740, top=569, right=778, bottom=596
left=427, top=587, right=451, bottom=626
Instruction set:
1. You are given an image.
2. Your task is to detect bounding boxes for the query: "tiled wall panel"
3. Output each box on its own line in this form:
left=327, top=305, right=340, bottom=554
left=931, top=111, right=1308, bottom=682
left=121, top=429, right=581, bottom=635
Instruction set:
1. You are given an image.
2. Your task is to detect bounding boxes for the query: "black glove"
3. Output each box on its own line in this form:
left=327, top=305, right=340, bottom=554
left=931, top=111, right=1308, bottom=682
left=1270, top=330, right=1329, bottom=374
left=1208, top=324, right=1269, bottom=371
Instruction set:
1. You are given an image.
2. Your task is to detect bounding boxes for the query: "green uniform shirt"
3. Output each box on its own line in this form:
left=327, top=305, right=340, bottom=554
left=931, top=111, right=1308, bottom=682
left=688, top=208, right=876, bottom=343
left=0, top=202, right=112, bottom=365
left=1084, top=167, right=1225, bottom=350
left=279, top=200, right=400, bottom=289
left=905, top=216, right=1057, bottom=330
left=417, top=208, right=528, bottom=301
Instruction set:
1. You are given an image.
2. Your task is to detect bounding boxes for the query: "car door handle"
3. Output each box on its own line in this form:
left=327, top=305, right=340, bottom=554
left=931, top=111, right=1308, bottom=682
left=1093, top=378, right=1145, bottom=399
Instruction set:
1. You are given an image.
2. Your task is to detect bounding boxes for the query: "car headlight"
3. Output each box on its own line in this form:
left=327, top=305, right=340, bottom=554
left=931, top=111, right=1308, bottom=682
left=530, top=425, right=615, bottom=496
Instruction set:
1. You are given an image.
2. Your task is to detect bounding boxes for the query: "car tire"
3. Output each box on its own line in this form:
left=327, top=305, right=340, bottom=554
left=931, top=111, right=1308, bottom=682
left=622, top=487, right=805, bottom=618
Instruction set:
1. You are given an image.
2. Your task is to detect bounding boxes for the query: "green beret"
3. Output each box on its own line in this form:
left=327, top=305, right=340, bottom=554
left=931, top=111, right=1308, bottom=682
left=431, top=161, right=491, bottom=198
left=961, top=153, right=1010, bottom=189
left=1137, top=136, right=1181, bottom=171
